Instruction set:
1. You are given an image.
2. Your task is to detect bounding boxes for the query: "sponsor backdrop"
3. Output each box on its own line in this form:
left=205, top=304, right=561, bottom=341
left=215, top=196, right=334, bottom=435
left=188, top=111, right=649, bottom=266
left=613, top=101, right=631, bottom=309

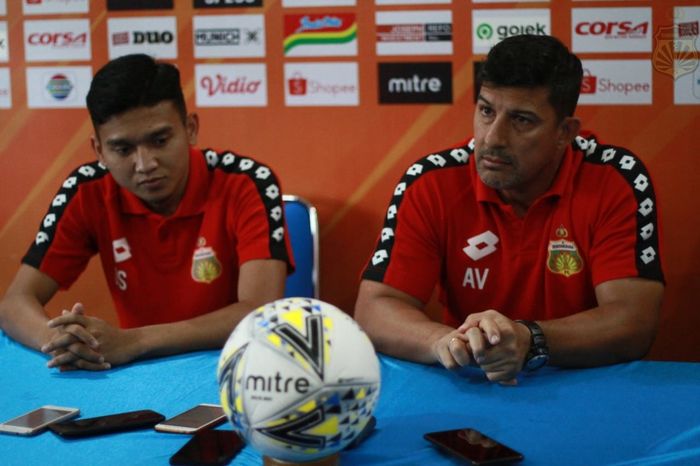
left=0, top=0, right=698, bottom=361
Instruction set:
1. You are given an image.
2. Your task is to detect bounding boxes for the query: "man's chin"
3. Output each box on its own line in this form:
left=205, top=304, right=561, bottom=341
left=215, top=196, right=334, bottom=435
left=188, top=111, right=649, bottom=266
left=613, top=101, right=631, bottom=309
left=477, top=168, right=512, bottom=190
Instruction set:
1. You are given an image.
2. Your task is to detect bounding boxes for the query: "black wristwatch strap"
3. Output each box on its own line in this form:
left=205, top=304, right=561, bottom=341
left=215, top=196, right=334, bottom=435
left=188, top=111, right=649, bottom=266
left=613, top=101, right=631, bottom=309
left=516, top=320, right=550, bottom=372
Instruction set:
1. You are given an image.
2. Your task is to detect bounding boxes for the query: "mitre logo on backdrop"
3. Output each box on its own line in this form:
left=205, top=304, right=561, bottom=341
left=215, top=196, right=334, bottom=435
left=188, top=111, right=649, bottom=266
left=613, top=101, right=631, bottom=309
left=572, top=7, right=652, bottom=52
left=24, top=19, right=91, bottom=62
left=375, top=10, right=453, bottom=56
left=22, top=0, right=88, bottom=15
left=283, top=13, right=357, bottom=57
left=195, top=64, right=267, bottom=108
left=378, top=62, right=452, bottom=104
left=107, top=17, right=177, bottom=59
left=25, top=66, right=92, bottom=108
left=471, top=9, right=550, bottom=54
left=194, top=0, right=263, bottom=8
left=194, top=15, right=265, bottom=58
left=106, top=0, right=172, bottom=10
left=578, top=60, right=652, bottom=105
left=284, top=62, right=359, bottom=106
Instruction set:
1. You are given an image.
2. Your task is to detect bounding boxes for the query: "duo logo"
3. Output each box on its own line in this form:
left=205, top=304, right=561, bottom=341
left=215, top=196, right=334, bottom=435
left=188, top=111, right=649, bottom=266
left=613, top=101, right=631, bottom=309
left=283, top=13, right=357, bottom=54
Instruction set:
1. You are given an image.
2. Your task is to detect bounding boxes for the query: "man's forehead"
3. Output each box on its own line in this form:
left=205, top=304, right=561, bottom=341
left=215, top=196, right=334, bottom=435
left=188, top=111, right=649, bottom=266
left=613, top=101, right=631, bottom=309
left=478, top=84, right=552, bottom=111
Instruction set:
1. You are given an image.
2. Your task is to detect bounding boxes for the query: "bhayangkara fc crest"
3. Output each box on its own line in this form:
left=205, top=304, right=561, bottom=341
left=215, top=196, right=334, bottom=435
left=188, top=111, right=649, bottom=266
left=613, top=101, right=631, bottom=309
left=547, top=226, right=583, bottom=277
left=652, top=24, right=698, bottom=79
left=191, top=241, right=222, bottom=284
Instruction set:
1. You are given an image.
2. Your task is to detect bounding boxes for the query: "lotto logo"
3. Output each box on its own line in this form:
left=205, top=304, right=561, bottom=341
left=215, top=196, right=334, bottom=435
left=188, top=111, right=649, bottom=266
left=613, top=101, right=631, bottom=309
left=463, top=231, right=499, bottom=261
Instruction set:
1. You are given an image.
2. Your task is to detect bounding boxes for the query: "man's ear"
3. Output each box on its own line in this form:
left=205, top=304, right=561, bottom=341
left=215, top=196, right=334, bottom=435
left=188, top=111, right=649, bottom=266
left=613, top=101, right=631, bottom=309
left=186, top=113, right=199, bottom=146
left=91, top=134, right=105, bottom=165
left=558, top=116, right=581, bottom=148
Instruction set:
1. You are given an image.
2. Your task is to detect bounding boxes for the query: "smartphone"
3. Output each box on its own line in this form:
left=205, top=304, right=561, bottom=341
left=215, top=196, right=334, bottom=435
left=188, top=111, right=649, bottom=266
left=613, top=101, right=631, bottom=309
left=155, top=404, right=227, bottom=434
left=424, top=428, right=524, bottom=465
left=48, top=409, right=164, bottom=438
left=170, top=429, right=245, bottom=466
left=0, top=405, right=80, bottom=436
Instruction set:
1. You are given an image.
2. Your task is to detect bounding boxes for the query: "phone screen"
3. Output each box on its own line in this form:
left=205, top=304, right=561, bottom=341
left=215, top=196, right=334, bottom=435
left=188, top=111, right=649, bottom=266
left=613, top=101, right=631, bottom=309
left=0, top=406, right=79, bottom=435
left=170, top=429, right=244, bottom=466
left=424, top=428, right=523, bottom=465
left=156, top=404, right=226, bottom=433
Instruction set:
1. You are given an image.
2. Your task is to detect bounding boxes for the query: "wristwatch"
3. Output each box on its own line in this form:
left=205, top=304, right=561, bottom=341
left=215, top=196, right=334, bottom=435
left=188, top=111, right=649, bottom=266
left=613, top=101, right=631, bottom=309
left=516, top=320, right=549, bottom=372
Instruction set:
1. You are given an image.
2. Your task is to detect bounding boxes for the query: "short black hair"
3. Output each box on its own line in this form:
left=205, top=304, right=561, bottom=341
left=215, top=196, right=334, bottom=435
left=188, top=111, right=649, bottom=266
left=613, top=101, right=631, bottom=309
left=86, top=54, right=187, bottom=127
left=477, top=35, right=583, bottom=120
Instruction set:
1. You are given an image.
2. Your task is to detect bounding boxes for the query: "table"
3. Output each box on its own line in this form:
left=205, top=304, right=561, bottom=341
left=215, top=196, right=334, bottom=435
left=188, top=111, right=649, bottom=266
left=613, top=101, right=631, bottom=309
left=1, top=330, right=699, bottom=465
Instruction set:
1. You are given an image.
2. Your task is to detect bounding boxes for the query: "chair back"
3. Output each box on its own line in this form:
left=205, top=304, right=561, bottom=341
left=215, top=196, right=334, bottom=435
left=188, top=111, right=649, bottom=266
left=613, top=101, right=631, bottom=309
left=283, top=195, right=319, bottom=299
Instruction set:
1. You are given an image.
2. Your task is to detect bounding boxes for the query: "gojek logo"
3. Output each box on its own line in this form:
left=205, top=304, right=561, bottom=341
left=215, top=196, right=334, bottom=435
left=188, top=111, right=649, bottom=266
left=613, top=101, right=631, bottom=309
left=475, top=23, right=493, bottom=40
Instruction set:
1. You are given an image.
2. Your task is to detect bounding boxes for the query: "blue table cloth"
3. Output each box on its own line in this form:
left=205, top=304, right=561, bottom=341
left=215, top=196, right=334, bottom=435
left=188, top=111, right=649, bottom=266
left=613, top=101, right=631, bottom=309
left=1, top=331, right=699, bottom=465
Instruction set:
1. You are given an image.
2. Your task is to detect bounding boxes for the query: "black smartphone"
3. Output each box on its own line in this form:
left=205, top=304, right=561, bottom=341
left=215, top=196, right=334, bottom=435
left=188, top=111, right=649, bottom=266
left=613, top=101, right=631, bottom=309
left=48, top=409, right=165, bottom=438
left=424, top=428, right=524, bottom=465
left=155, top=404, right=226, bottom=434
left=170, top=429, right=245, bottom=466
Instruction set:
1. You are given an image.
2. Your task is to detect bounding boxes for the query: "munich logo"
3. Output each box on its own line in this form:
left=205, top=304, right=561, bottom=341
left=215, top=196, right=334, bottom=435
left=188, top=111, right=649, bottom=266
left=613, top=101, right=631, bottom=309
left=379, top=62, right=452, bottom=104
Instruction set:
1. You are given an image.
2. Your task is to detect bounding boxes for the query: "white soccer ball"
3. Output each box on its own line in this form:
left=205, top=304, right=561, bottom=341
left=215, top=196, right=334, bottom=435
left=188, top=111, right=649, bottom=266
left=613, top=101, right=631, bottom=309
left=217, top=297, right=381, bottom=462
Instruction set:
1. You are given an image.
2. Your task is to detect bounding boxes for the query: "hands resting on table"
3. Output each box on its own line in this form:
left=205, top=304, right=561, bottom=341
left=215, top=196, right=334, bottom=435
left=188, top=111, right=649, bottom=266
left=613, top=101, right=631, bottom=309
left=430, top=310, right=531, bottom=386
left=41, top=303, right=138, bottom=371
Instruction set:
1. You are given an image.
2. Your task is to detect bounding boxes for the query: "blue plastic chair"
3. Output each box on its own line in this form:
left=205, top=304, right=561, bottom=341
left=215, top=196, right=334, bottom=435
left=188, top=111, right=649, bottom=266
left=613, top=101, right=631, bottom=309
left=283, top=195, right=319, bottom=299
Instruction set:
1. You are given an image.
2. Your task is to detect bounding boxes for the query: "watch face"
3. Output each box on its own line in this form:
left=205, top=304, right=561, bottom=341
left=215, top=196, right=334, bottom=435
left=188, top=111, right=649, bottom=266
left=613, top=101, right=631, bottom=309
left=526, top=354, right=548, bottom=371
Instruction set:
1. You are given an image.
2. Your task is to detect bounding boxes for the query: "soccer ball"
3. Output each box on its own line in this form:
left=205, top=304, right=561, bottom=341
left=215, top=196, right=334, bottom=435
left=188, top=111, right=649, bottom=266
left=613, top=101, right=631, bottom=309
left=217, top=297, right=381, bottom=462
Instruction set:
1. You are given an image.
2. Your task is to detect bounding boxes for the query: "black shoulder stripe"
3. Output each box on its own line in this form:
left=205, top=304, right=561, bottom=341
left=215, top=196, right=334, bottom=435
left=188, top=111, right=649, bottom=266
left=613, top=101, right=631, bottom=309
left=573, top=135, right=664, bottom=282
left=362, top=141, right=474, bottom=282
left=23, top=161, right=109, bottom=269
left=202, top=148, right=291, bottom=266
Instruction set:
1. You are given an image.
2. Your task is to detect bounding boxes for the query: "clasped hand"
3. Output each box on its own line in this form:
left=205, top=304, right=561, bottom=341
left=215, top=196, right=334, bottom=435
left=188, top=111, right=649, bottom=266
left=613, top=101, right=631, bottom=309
left=432, top=310, right=531, bottom=385
left=40, top=303, right=134, bottom=371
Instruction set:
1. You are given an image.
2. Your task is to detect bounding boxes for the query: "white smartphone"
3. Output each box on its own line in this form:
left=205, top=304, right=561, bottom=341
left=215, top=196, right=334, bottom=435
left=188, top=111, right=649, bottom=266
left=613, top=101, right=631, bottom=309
left=154, top=404, right=226, bottom=434
left=0, top=405, right=80, bottom=436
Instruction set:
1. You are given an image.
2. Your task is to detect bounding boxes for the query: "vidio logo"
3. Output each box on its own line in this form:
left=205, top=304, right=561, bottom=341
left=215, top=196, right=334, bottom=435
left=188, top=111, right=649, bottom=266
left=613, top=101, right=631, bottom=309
left=476, top=23, right=493, bottom=40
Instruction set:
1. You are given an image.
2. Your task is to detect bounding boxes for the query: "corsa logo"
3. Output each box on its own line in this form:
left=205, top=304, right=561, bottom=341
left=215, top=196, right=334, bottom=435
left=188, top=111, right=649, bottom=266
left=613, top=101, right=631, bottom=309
left=28, top=32, right=87, bottom=46
left=575, top=21, right=648, bottom=37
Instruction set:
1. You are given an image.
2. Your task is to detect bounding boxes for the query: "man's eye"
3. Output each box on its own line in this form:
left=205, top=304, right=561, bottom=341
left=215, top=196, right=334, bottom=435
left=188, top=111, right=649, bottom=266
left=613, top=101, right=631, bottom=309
left=479, top=106, right=493, bottom=117
left=512, top=115, right=534, bottom=128
left=152, top=137, right=168, bottom=147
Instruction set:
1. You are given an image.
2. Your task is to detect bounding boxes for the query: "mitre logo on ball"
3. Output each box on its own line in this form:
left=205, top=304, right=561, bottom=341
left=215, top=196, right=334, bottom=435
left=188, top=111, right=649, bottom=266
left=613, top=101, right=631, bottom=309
left=217, top=298, right=381, bottom=463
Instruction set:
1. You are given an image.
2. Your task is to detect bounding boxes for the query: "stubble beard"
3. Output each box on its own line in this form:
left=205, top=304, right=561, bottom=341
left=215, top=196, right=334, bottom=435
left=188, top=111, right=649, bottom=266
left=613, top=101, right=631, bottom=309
left=475, top=147, right=521, bottom=190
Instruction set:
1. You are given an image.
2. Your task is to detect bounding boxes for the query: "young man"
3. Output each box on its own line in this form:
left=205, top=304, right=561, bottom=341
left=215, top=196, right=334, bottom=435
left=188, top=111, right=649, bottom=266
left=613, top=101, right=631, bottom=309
left=355, top=35, right=664, bottom=384
left=0, top=54, right=293, bottom=371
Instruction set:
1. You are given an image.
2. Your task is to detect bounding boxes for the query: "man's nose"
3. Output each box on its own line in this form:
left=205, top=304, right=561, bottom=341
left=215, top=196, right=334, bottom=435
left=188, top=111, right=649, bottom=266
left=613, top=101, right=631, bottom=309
left=483, top=116, right=508, bottom=148
left=134, top=146, right=157, bottom=173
